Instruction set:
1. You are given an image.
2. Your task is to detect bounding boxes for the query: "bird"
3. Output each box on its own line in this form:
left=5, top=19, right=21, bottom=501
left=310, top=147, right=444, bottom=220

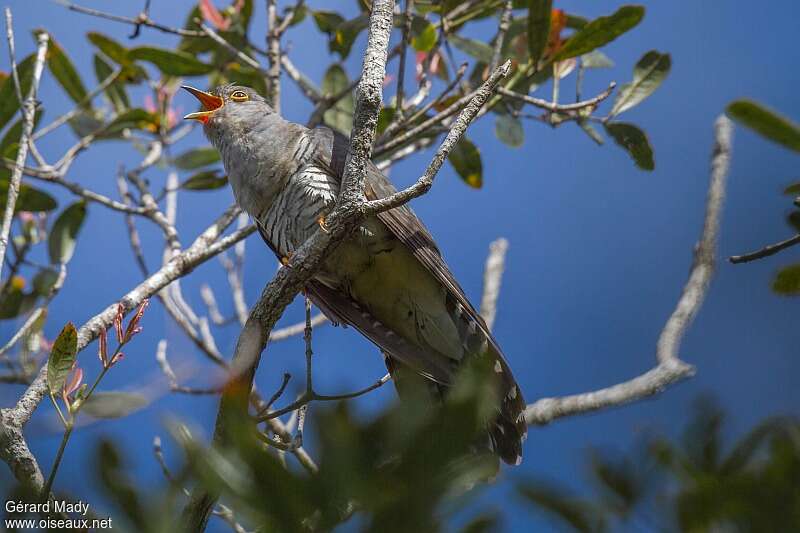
left=183, top=84, right=527, bottom=465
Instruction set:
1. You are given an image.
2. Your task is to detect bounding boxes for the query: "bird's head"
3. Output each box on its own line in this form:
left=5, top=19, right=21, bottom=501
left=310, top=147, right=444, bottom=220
left=181, top=84, right=271, bottom=138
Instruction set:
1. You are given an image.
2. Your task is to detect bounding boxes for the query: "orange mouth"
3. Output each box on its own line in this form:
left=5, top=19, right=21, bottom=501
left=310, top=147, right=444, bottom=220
left=182, top=86, right=224, bottom=123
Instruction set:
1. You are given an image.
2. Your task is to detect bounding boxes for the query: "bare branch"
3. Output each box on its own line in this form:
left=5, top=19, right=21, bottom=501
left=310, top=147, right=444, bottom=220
left=480, top=238, right=508, bottom=331
left=497, top=82, right=617, bottom=113
left=395, top=0, right=414, bottom=114
left=198, top=22, right=263, bottom=72
left=56, top=0, right=203, bottom=38
left=489, top=1, right=513, bottom=72
left=729, top=233, right=800, bottom=264
left=0, top=27, right=48, bottom=282
left=525, top=116, right=734, bottom=425
left=280, top=54, right=322, bottom=103
left=266, top=0, right=281, bottom=112
left=365, top=61, right=512, bottom=215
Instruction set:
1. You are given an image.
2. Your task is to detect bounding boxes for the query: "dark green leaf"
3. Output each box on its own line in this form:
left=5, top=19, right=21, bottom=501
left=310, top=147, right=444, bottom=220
left=581, top=50, right=614, bottom=69
left=784, top=183, right=800, bottom=196
left=0, top=109, right=43, bottom=157
left=727, top=100, right=800, bottom=152
left=93, top=55, right=128, bottom=113
left=610, top=50, right=671, bottom=117
left=411, top=20, right=437, bottom=52
left=39, top=32, right=88, bottom=104
left=81, top=391, right=148, bottom=419
left=0, top=54, right=34, bottom=131
left=181, top=171, right=228, bottom=191
left=87, top=32, right=131, bottom=65
left=495, top=114, right=524, bottom=147
left=449, top=34, right=494, bottom=64
left=129, top=47, right=214, bottom=76
left=527, top=0, right=552, bottom=66
left=554, top=5, right=645, bottom=61
left=330, top=15, right=369, bottom=58
left=32, top=268, right=59, bottom=296
left=102, top=109, right=159, bottom=136
left=172, top=147, right=220, bottom=170
left=605, top=122, right=654, bottom=170
left=448, top=137, right=483, bottom=188
left=376, top=107, right=396, bottom=135
left=787, top=211, right=800, bottom=233
left=773, top=264, right=800, bottom=295
left=222, top=64, right=268, bottom=97
left=322, top=65, right=354, bottom=133
left=0, top=285, right=24, bottom=320
left=518, top=481, right=604, bottom=533
left=48, top=201, right=87, bottom=264
left=47, top=322, right=77, bottom=395
left=0, top=176, right=57, bottom=213
left=312, top=10, right=344, bottom=33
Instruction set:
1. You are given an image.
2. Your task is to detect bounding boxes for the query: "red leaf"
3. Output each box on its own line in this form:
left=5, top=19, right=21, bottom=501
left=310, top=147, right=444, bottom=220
left=199, top=0, right=230, bottom=31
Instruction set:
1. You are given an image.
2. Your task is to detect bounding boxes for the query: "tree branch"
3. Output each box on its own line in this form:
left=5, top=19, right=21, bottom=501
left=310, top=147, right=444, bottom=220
left=729, top=233, right=800, bottom=264
left=480, top=238, right=508, bottom=331
left=0, top=24, right=48, bottom=282
left=525, top=116, right=734, bottom=425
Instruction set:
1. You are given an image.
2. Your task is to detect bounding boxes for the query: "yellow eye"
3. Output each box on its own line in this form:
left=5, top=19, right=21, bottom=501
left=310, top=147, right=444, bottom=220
left=230, top=90, right=249, bottom=102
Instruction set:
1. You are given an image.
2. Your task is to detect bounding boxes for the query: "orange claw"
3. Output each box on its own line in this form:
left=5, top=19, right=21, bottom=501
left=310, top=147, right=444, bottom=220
left=280, top=252, right=293, bottom=266
left=317, top=215, right=329, bottom=233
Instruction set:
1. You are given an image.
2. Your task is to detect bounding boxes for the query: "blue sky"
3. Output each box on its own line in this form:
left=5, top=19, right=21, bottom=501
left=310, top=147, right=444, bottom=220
left=2, top=1, right=799, bottom=531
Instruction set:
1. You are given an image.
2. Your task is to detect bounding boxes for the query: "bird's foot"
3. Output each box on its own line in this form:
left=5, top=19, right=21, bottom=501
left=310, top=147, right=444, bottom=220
left=280, top=252, right=293, bottom=267
left=317, top=215, right=329, bottom=233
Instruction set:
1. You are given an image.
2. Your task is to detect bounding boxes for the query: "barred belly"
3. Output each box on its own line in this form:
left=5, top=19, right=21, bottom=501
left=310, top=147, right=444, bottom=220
left=258, top=166, right=338, bottom=258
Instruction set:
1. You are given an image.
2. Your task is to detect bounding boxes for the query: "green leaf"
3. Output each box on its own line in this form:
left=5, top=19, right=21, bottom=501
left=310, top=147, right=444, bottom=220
left=312, top=10, right=344, bottom=33
left=81, top=391, right=148, bottom=419
left=322, top=65, right=354, bottom=134
left=48, top=201, right=87, bottom=264
left=727, top=100, right=800, bottom=152
left=172, top=147, right=220, bottom=170
left=495, top=114, right=524, bottom=147
left=87, top=32, right=130, bottom=65
left=93, top=55, right=128, bottom=113
left=330, top=15, right=369, bottom=58
left=581, top=50, right=614, bottom=69
left=449, top=34, right=494, bottom=64
left=773, top=264, right=800, bottom=295
left=411, top=20, right=437, bottom=52
left=129, top=47, right=214, bottom=76
left=784, top=183, right=800, bottom=196
left=376, top=106, right=396, bottom=135
left=605, top=122, right=654, bottom=170
left=0, top=176, right=57, bottom=213
left=449, top=137, right=483, bottom=188
left=610, top=50, right=671, bottom=117
left=33, top=268, right=59, bottom=296
left=102, top=109, right=159, bottom=136
left=518, top=481, right=605, bottom=533
left=554, top=5, right=645, bottom=61
left=527, top=0, right=552, bottom=66
left=0, top=285, right=24, bottom=320
left=181, top=171, right=228, bottom=191
left=0, top=109, right=43, bottom=157
left=47, top=322, right=77, bottom=395
left=39, top=32, right=88, bottom=104
left=786, top=211, right=800, bottom=233
left=0, top=54, right=34, bottom=131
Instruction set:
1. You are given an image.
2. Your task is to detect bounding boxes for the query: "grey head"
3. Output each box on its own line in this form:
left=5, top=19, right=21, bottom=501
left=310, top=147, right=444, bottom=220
left=182, top=84, right=274, bottom=147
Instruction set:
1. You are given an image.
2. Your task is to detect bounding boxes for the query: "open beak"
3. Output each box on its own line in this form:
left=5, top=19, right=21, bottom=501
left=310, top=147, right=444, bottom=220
left=182, top=86, right=224, bottom=123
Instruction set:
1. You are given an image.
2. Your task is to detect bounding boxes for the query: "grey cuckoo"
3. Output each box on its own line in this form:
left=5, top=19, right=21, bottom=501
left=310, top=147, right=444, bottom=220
left=183, top=85, right=526, bottom=465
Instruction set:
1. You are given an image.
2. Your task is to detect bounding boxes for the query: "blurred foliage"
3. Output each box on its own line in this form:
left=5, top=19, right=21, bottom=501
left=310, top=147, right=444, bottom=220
left=518, top=397, right=800, bottom=532
left=725, top=100, right=800, bottom=295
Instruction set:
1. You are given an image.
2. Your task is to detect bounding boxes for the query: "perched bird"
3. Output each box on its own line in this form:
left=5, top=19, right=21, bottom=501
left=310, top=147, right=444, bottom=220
left=183, top=85, right=527, bottom=465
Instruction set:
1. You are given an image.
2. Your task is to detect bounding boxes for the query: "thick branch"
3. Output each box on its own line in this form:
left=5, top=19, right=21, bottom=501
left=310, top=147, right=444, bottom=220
left=525, top=116, right=734, bottom=425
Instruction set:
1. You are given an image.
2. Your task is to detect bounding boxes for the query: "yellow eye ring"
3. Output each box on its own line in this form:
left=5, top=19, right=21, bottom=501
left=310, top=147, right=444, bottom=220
left=230, top=90, right=249, bottom=102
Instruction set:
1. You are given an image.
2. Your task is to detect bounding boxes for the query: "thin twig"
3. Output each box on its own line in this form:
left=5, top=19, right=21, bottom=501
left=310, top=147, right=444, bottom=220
left=0, top=29, right=48, bottom=282
left=489, top=1, right=513, bottom=72
left=497, top=82, right=616, bottom=113
left=395, top=0, right=414, bottom=114
left=266, top=0, right=281, bottom=112
left=729, top=233, right=800, bottom=264
left=56, top=0, right=203, bottom=38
